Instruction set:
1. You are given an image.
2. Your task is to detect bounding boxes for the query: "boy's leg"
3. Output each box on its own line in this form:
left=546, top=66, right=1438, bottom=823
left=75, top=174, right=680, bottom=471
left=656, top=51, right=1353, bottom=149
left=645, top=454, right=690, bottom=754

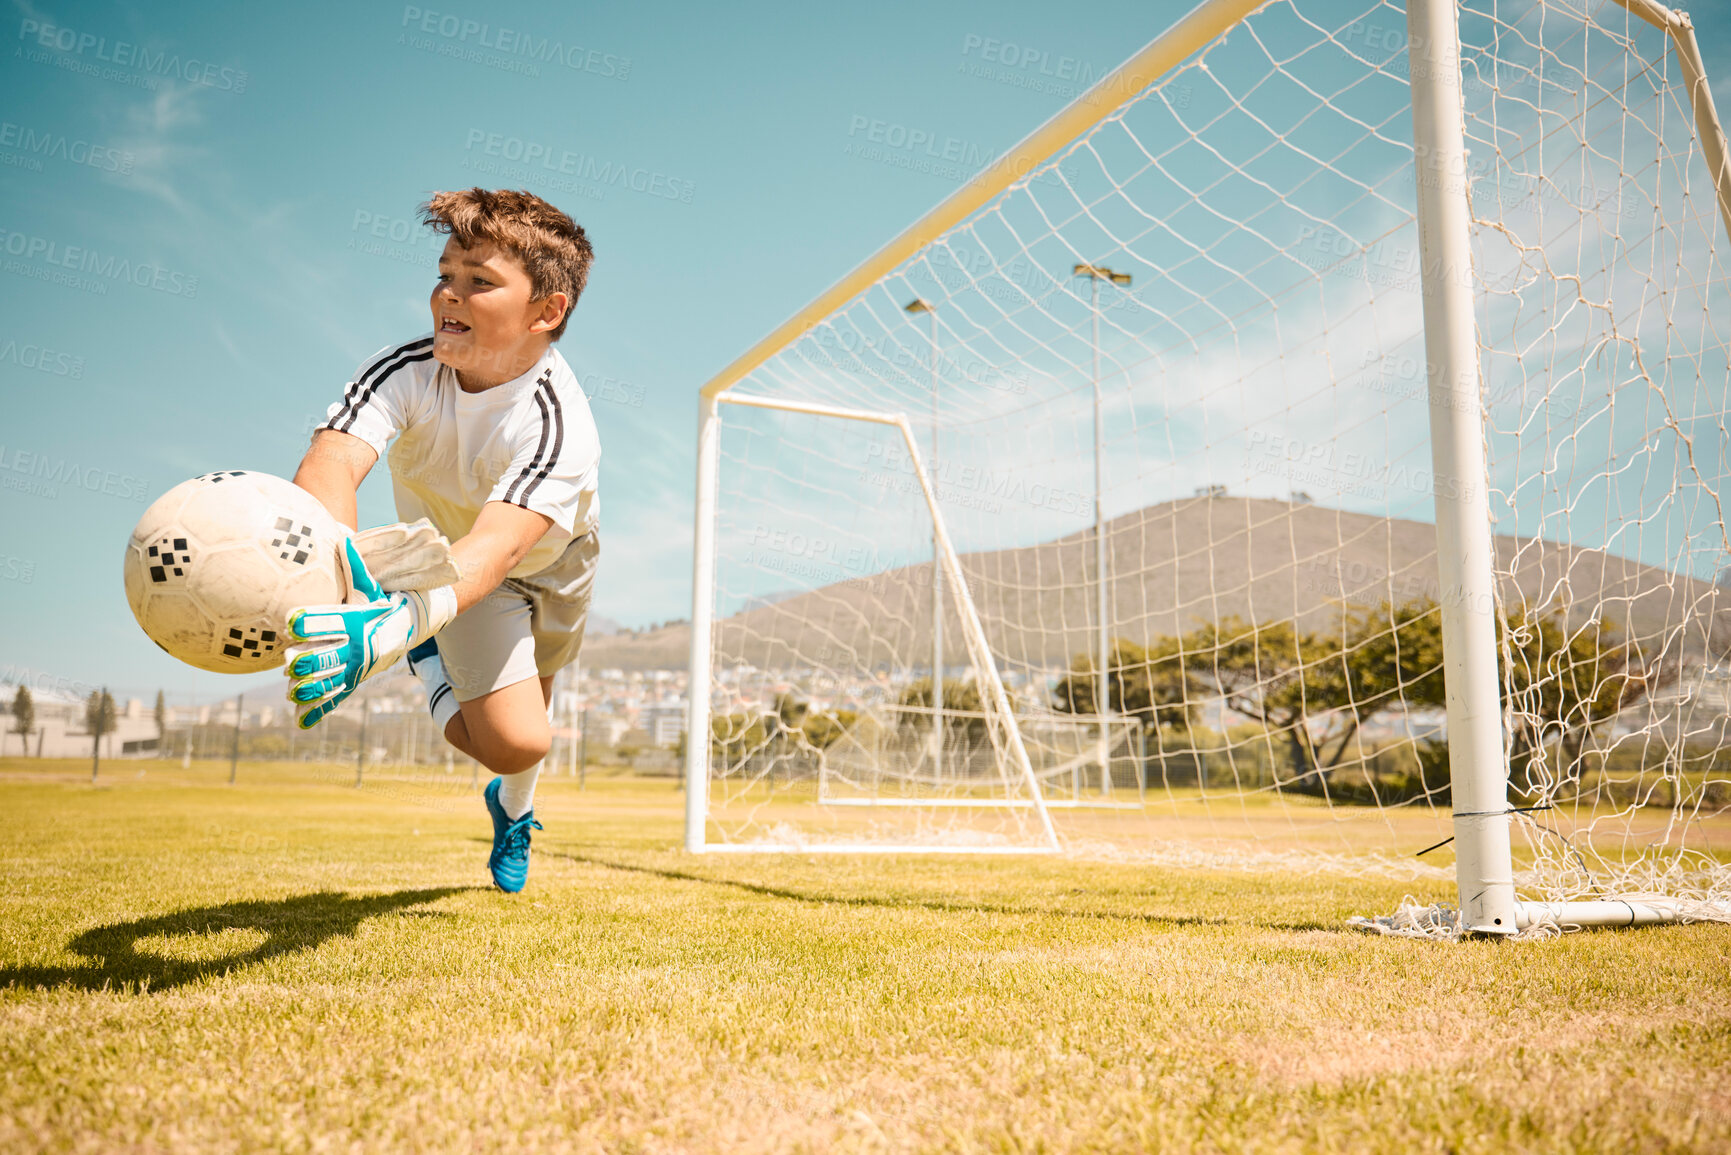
left=407, top=533, right=595, bottom=890
left=441, top=674, right=555, bottom=819
left=412, top=586, right=551, bottom=891
left=442, top=674, right=555, bottom=777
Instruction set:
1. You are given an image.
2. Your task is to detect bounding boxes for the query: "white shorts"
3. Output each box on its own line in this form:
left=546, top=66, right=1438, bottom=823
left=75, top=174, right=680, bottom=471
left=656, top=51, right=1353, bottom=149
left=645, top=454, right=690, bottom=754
left=436, top=531, right=599, bottom=702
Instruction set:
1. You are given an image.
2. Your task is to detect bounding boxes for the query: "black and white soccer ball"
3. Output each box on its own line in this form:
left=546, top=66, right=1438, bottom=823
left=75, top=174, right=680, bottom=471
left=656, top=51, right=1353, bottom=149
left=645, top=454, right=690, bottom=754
left=123, top=471, right=348, bottom=673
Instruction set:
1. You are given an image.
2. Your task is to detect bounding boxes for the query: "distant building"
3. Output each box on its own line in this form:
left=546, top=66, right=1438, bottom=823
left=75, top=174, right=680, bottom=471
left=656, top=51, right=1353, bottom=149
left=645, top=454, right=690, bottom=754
left=0, top=684, right=161, bottom=759
left=641, top=698, right=689, bottom=747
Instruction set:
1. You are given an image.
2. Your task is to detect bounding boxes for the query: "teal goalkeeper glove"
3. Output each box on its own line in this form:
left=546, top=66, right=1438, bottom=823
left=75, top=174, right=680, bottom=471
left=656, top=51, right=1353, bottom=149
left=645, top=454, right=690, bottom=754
left=283, top=538, right=457, bottom=730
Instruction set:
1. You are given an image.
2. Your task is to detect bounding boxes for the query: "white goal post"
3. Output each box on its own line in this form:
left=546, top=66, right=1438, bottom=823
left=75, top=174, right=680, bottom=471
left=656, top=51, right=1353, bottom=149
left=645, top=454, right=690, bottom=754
left=684, top=0, right=1731, bottom=934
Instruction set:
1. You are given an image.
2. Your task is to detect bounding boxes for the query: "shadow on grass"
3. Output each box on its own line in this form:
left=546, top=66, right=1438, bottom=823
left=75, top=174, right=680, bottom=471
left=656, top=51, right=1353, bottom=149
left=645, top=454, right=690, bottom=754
left=0, top=887, right=468, bottom=993
left=543, top=850, right=1339, bottom=933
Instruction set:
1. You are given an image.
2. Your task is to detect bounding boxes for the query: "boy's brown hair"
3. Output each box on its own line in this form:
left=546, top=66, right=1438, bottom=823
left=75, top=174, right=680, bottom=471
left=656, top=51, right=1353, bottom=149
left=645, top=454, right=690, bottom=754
left=419, top=187, right=594, bottom=340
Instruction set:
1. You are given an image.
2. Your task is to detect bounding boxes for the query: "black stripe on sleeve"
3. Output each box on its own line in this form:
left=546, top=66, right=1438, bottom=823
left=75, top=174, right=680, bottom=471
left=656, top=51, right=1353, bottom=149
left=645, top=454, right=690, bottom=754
left=515, top=374, right=564, bottom=505
left=324, top=336, right=434, bottom=435
left=326, top=336, right=431, bottom=428
left=502, top=383, right=554, bottom=507
left=337, top=347, right=435, bottom=434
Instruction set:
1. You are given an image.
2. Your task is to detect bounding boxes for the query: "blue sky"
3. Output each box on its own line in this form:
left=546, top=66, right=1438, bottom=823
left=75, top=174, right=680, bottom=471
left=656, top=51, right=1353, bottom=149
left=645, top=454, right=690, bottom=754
left=0, top=0, right=1169, bottom=704
left=4, top=0, right=1729, bottom=708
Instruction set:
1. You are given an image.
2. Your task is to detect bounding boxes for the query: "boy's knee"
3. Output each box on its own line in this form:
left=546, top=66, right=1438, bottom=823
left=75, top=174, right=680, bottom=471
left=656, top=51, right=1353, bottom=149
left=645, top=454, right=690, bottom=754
left=479, top=733, right=550, bottom=776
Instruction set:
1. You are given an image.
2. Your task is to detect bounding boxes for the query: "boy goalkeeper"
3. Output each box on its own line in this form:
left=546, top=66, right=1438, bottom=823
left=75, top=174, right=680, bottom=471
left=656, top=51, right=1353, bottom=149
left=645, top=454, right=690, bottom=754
left=286, top=187, right=599, bottom=893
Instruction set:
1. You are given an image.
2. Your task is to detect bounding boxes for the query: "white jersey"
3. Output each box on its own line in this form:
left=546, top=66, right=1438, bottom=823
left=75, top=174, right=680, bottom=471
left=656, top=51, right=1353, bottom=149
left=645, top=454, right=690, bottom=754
left=321, top=335, right=600, bottom=578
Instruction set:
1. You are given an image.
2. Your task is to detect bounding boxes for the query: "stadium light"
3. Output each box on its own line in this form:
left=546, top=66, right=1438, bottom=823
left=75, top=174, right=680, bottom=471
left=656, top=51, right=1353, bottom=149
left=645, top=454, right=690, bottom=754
left=1072, top=264, right=1131, bottom=796
left=905, top=297, right=944, bottom=781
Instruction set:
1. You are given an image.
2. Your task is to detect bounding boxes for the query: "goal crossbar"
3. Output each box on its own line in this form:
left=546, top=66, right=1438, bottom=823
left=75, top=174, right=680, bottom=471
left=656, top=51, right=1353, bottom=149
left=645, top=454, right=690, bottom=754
left=696, top=0, right=1272, bottom=402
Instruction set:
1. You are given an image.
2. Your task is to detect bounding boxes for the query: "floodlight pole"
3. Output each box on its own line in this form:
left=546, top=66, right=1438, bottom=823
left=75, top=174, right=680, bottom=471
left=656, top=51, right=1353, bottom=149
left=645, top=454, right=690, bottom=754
left=569, top=664, right=581, bottom=779
left=229, top=693, right=242, bottom=785
left=1075, top=263, right=1131, bottom=796
left=906, top=297, right=944, bottom=784
left=1408, top=0, right=1518, bottom=935
left=356, top=702, right=368, bottom=788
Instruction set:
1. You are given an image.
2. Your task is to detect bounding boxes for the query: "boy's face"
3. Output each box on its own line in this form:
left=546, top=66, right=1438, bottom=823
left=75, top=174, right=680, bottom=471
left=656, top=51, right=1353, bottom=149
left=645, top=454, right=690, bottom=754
left=430, top=238, right=568, bottom=387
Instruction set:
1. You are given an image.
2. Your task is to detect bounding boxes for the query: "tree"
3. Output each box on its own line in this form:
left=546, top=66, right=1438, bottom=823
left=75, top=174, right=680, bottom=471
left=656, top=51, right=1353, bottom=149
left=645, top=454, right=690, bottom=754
left=1043, top=598, right=1666, bottom=806
left=897, top=677, right=1001, bottom=754
left=711, top=711, right=769, bottom=766
left=770, top=693, right=859, bottom=756
left=770, top=691, right=807, bottom=738
left=707, top=694, right=853, bottom=785
left=1501, top=606, right=1673, bottom=795
left=153, top=690, right=168, bottom=755
left=1315, top=598, right=1447, bottom=767
left=1178, top=600, right=1447, bottom=794
left=86, top=688, right=116, bottom=782
left=801, top=709, right=858, bottom=751
left=1181, top=615, right=1333, bottom=787
left=1052, top=637, right=1200, bottom=731
left=10, top=685, right=34, bottom=758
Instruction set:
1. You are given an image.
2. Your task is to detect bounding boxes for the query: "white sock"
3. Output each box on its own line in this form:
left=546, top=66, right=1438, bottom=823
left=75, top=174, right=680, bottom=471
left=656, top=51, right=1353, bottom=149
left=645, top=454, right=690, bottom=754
left=412, top=651, right=462, bottom=735
left=498, top=764, right=540, bottom=819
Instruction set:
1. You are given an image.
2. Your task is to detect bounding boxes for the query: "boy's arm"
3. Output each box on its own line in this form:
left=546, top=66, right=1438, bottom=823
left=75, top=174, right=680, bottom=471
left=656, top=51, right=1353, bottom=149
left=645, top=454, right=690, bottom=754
left=293, top=429, right=377, bottom=531
left=448, top=501, right=554, bottom=614
left=281, top=500, right=550, bottom=728
left=293, top=428, right=546, bottom=609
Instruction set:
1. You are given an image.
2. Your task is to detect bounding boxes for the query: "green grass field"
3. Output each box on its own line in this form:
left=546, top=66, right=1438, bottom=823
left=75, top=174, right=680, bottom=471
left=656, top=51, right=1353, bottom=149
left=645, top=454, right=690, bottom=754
left=3, top=758, right=1728, bottom=1153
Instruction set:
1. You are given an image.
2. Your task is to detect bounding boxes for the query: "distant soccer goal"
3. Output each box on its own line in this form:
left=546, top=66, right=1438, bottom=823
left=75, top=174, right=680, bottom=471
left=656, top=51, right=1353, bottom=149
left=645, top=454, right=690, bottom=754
left=686, top=0, right=1731, bottom=934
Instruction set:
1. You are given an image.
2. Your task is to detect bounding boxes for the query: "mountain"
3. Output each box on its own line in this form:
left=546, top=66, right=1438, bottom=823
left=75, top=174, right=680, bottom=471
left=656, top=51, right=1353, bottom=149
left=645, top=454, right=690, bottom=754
left=579, top=495, right=1726, bottom=672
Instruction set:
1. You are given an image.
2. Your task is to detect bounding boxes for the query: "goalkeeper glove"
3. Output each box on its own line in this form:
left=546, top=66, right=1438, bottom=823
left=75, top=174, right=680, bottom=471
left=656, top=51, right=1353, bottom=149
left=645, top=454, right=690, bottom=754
left=351, top=517, right=461, bottom=592
left=283, top=537, right=457, bottom=730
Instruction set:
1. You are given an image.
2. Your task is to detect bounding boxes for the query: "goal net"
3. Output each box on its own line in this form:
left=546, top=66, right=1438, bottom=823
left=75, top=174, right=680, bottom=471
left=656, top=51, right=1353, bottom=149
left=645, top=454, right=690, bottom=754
left=687, top=0, right=1731, bottom=929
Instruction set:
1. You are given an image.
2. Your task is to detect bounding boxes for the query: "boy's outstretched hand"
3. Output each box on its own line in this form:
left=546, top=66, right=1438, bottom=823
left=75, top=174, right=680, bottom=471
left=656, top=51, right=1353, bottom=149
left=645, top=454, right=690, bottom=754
left=352, top=518, right=462, bottom=592
left=283, top=538, right=454, bottom=729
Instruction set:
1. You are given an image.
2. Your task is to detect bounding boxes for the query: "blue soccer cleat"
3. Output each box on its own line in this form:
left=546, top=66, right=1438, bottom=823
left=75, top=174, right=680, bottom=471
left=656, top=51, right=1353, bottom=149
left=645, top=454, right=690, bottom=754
left=482, top=775, right=542, bottom=893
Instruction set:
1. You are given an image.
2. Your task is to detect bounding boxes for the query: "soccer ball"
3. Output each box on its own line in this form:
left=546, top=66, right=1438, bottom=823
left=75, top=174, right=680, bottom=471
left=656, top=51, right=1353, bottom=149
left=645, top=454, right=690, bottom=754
left=123, top=471, right=349, bottom=674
